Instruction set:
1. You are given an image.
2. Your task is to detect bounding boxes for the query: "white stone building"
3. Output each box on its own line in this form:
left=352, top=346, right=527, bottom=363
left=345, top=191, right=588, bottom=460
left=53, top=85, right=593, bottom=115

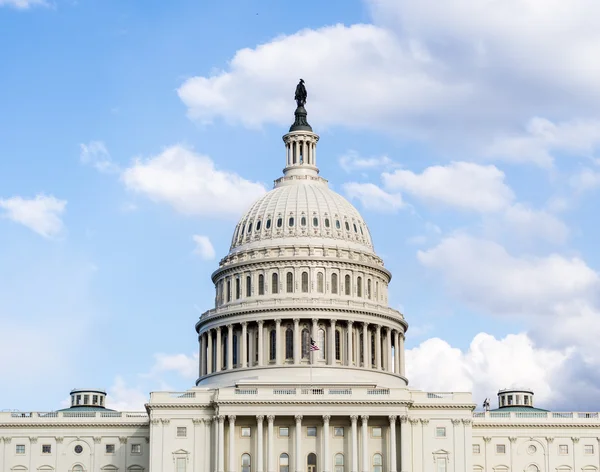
left=2, top=91, right=600, bottom=472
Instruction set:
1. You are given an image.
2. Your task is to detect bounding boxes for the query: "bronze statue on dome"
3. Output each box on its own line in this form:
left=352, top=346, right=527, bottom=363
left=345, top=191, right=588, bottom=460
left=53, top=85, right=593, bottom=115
left=295, top=79, right=307, bottom=107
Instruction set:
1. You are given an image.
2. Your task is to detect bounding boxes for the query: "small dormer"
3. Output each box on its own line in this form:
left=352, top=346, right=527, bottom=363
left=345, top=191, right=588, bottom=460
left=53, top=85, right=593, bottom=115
left=62, top=388, right=114, bottom=411
left=498, top=388, right=535, bottom=408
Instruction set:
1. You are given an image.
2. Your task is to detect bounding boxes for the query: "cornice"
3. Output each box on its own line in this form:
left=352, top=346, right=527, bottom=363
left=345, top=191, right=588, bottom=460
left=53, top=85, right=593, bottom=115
left=216, top=400, right=414, bottom=406
left=473, top=422, right=600, bottom=429
left=146, top=403, right=212, bottom=411
left=0, top=422, right=149, bottom=428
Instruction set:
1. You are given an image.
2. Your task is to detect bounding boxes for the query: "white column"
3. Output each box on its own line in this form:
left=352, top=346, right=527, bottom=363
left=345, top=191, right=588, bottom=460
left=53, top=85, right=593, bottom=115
left=399, top=333, right=406, bottom=377
left=204, top=418, right=212, bottom=472
left=267, top=415, right=275, bottom=472
left=361, top=415, right=369, bottom=472
left=400, top=416, right=411, bottom=472
left=329, top=319, right=337, bottom=365
left=216, top=328, right=222, bottom=372
left=193, top=418, right=204, bottom=472
left=347, top=321, right=353, bottom=366
left=386, top=328, right=393, bottom=372
left=227, top=324, right=233, bottom=370
left=389, top=416, right=397, bottom=472
left=362, top=323, right=368, bottom=368
left=258, top=321, right=264, bottom=366
left=463, top=419, right=472, bottom=472
left=295, top=415, right=303, bottom=472
left=199, top=334, right=205, bottom=377
left=375, top=325, right=382, bottom=370
left=241, top=322, right=248, bottom=368
left=394, top=330, right=400, bottom=374
left=207, top=330, right=213, bottom=374
left=257, top=416, right=264, bottom=472
left=218, top=415, right=225, bottom=472
left=313, top=142, right=316, bottom=166
left=228, top=415, right=236, bottom=472
left=311, top=318, right=318, bottom=364
left=293, top=318, right=300, bottom=364
left=351, top=415, right=359, bottom=472
left=323, top=415, right=331, bottom=472
left=275, top=319, right=282, bottom=365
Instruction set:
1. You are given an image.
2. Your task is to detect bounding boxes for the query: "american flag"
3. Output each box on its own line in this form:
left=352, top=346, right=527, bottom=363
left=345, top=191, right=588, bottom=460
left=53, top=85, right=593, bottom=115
left=310, top=338, right=320, bottom=351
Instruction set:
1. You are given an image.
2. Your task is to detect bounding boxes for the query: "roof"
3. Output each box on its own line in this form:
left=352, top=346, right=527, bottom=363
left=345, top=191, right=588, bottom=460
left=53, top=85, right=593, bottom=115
left=57, top=406, right=115, bottom=412
left=490, top=406, right=549, bottom=412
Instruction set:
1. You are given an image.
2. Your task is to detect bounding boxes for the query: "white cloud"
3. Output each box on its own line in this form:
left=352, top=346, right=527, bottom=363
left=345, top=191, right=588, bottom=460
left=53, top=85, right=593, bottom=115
left=80, top=141, right=120, bottom=174
left=0, top=0, right=47, bottom=8
left=417, top=234, right=600, bottom=317
left=570, top=168, right=600, bottom=193
left=493, top=203, right=569, bottom=245
left=0, top=194, right=66, bottom=238
left=383, top=162, right=514, bottom=212
left=339, top=150, right=394, bottom=173
left=150, top=353, right=198, bottom=380
left=407, top=333, right=569, bottom=408
left=121, top=145, right=266, bottom=219
left=343, top=182, right=403, bottom=212
left=192, top=235, right=216, bottom=260
left=105, top=376, right=148, bottom=411
left=486, top=118, right=600, bottom=167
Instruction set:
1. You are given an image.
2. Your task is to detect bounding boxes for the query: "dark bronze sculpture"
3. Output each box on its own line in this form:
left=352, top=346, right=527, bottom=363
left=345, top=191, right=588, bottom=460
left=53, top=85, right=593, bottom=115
left=295, top=79, right=307, bottom=107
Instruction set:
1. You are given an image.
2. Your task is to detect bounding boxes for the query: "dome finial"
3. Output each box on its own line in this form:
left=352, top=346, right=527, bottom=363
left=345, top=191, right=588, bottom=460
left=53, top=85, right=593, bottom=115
left=290, top=79, right=312, bottom=132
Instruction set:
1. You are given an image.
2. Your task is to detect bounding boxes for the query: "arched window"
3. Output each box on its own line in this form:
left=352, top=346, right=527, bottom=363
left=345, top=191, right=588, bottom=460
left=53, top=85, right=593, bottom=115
left=334, top=453, right=344, bottom=472
left=266, top=219, right=271, bottom=229
left=223, top=334, right=228, bottom=369
left=345, top=221, right=350, bottom=231
left=317, top=328, right=326, bottom=360
left=307, top=452, right=317, bottom=472
left=73, top=467, right=84, bottom=472
left=357, top=276, right=362, bottom=297
left=301, top=272, right=309, bottom=293
left=325, top=218, right=330, bottom=228
left=236, top=278, right=241, bottom=299
left=331, top=273, right=338, bottom=294
left=227, top=279, right=232, bottom=302
left=241, top=453, right=251, bottom=472
left=317, top=272, right=324, bottom=293
left=279, top=453, right=289, bottom=472
left=258, top=274, right=265, bottom=295
left=289, top=217, right=295, bottom=227
left=285, top=327, right=294, bottom=360
left=375, top=281, right=379, bottom=300
left=373, top=453, right=383, bottom=472
left=248, top=222, right=253, bottom=233
left=256, top=220, right=262, bottom=231
left=301, top=328, right=310, bottom=359
left=246, top=276, right=251, bottom=297
left=286, top=272, right=294, bottom=293
left=272, top=273, right=279, bottom=294
left=233, top=334, right=238, bottom=366
left=353, top=223, right=358, bottom=233
left=269, top=330, right=276, bottom=361
left=367, top=279, right=372, bottom=299
left=345, top=275, right=351, bottom=295
left=301, top=216, right=307, bottom=226
left=335, top=220, right=341, bottom=229
left=335, top=329, right=341, bottom=361
left=313, top=217, right=319, bottom=227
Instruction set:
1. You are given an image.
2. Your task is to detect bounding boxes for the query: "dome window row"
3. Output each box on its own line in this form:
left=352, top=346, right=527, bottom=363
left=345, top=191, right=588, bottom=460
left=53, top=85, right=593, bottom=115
left=232, top=214, right=367, bottom=247
left=215, top=269, right=387, bottom=307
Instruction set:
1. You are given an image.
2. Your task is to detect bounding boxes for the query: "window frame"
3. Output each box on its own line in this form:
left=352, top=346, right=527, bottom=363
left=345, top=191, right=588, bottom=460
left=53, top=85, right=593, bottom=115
left=176, top=426, right=187, bottom=438
left=306, top=426, right=317, bottom=437
left=16, top=444, right=25, bottom=454
left=496, top=444, right=506, bottom=454
left=435, top=426, right=446, bottom=438
left=131, top=443, right=142, bottom=455
left=240, top=427, right=252, bottom=438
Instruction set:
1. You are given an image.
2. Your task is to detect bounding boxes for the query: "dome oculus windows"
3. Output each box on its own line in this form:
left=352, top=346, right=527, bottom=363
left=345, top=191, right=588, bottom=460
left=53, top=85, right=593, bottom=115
left=256, top=220, right=261, bottom=231
left=276, top=217, right=283, bottom=228
left=266, top=219, right=272, bottom=229
left=313, top=217, right=319, bottom=227
left=301, top=216, right=307, bottom=226
left=345, top=221, right=350, bottom=231
left=289, top=217, right=295, bottom=227
left=335, top=220, right=341, bottom=229
left=325, top=218, right=330, bottom=228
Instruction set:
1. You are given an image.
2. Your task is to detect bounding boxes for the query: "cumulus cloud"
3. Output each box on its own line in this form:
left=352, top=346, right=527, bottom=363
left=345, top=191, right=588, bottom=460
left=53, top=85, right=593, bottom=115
left=343, top=182, right=403, bottom=212
left=122, top=145, right=266, bottom=219
left=105, top=376, right=149, bottom=411
left=0, top=194, right=66, bottom=238
left=383, top=162, right=514, bottom=212
left=150, top=353, right=198, bottom=380
left=407, top=333, right=569, bottom=408
left=80, top=141, right=120, bottom=174
left=339, top=150, right=395, bottom=173
left=569, top=168, right=600, bottom=193
left=495, top=203, right=569, bottom=245
left=0, top=0, right=47, bottom=8
left=192, top=235, right=216, bottom=260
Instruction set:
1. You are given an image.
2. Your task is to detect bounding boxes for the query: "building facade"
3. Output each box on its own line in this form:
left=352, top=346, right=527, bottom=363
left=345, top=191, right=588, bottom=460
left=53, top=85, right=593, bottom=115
left=2, top=92, right=600, bottom=472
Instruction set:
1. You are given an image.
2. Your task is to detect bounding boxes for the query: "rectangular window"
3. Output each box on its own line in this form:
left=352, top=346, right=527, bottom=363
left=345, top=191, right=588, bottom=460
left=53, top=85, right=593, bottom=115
left=473, top=444, right=480, bottom=454
left=436, top=427, right=446, bottom=438
left=92, top=395, right=98, bottom=404
left=507, top=395, right=513, bottom=405
left=279, top=427, right=289, bottom=437
left=372, top=427, right=382, bottom=438
left=307, top=426, right=317, bottom=437
left=84, top=394, right=89, bottom=404
left=131, top=444, right=142, bottom=454
left=559, top=445, right=569, bottom=455
left=16, top=445, right=25, bottom=454
left=42, top=444, right=51, bottom=454
left=106, top=444, right=115, bottom=454
left=177, top=427, right=187, bottom=438
left=585, top=445, right=594, bottom=455
left=436, top=458, right=447, bottom=472
left=334, top=427, right=344, bottom=437
left=241, top=427, right=251, bottom=437
left=176, top=457, right=186, bottom=472
left=496, top=444, right=506, bottom=454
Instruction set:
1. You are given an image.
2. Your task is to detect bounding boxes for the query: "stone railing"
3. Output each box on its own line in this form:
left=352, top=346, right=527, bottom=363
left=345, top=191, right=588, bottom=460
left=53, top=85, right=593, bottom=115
left=0, top=411, right=148, bottom=422
left=473, top=411, right=600, bottom=420
left=199, top=298, right=403, bottom=322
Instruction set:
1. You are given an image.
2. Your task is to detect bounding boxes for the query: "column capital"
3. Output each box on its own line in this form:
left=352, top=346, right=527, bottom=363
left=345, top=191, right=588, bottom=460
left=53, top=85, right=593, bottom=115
left=322, top=415, right=331, bottom=422
left=572, top=437, right=580, bottom=443
left=241, top=321, right=248, bottom=327
left=362, top=321, right=368, bottom=328
left=348, top=320, right=354, bottom=326
left=350, top=415, right=358, bottom=422
left=509, top=436, right=517, bottom=443
left=330, top=318, right=337, bottom=324
left=399, top=415, right=409, bottom=424
left=203, top=418, right=213, bottom=425
left=546, top=436, right=554, bottom=443
left=293, top=318, right=300, bottom=324
left=451, top=419, right=461, bottom=426
left=267, top=415, right=275, bottom=423
left=228, top=415, right=236, bottom=422
left=483, top=437, right=492, bottom=443
left=227, top=323, right=233, bottom=330
left=275, top=318, right=282, bottom=325
left=409, top=418, right=419, bottom=425
left=192, top=418, right=203, bottom=425
left=462, top=418, right=472, bottom=425
left=389, top=415, right=397, bottom=424
left=361, top=415, right=369, bottom=422
left=295, top=414, right=303, bottom=422
left=312, top=318, right=318, bottom=325
left=258, top=320, right=264, bottom=326
left=376, top=324, right=381, bottom=332
left=420, top=418, right=429, bottom=425
left=217, top=415, right=225, bottom=423
left=256, top=415, right=264, bottom=422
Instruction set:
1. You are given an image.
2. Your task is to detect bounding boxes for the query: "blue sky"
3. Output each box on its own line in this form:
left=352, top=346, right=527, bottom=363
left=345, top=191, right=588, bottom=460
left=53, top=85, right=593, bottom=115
left=2, top=0, right=600, bottom=412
